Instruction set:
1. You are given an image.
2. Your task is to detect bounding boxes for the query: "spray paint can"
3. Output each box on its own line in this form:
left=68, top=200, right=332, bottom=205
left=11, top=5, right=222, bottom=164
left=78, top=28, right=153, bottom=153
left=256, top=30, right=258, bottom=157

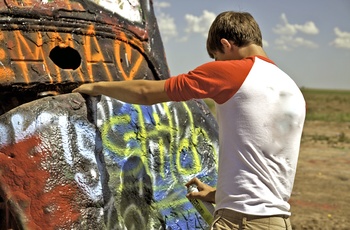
left=187, top=184, right=215, bottom=225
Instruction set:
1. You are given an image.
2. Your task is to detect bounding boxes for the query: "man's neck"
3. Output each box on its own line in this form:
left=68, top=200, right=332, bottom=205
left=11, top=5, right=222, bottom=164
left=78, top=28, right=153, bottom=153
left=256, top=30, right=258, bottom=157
left=236, top=44, right=268, bottom=59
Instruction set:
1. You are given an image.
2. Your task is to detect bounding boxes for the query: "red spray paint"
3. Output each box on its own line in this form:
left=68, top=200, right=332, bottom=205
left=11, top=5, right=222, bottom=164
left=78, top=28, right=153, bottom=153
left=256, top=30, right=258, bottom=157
left=0, top=136, right=81, bottom=229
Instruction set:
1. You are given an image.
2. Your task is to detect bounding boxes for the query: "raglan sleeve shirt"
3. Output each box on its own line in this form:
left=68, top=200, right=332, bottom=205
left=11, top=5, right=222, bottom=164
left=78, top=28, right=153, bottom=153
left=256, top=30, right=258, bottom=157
left=163, top=56, right=305, bottom=217
left=164, top=57, right=258, bottom=104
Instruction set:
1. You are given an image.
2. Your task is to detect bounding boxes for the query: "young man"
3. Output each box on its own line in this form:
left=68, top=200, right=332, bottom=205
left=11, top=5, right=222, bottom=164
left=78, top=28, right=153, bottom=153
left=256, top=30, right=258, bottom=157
left=73, top=11, right=305, bottom=230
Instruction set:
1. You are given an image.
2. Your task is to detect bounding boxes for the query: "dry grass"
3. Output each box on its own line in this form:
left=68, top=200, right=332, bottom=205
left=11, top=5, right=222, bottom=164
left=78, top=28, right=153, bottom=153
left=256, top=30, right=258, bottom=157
left=302, top=88, right=350, bottom=123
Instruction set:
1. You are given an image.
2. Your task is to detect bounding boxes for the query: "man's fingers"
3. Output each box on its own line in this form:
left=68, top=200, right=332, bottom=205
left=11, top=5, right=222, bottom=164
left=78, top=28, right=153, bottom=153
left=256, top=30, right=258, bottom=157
left=185, top=177, right=202, bottom=188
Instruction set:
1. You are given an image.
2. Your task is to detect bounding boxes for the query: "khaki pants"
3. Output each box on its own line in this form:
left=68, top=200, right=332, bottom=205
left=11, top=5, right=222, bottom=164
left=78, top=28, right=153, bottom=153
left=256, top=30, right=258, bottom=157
left=211, top=209, right=292, bottom=230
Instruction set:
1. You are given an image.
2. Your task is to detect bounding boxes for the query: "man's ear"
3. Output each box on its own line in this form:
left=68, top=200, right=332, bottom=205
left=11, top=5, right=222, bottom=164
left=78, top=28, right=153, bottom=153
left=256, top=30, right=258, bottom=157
left=220, top=38, right=233, bottom=51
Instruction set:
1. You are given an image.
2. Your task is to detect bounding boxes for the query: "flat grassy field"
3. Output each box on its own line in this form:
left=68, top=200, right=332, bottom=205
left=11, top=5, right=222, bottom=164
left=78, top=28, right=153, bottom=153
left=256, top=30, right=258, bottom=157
left=291, top=88, right=350, bottom=230
left=205, top=88, right=350, bottom=229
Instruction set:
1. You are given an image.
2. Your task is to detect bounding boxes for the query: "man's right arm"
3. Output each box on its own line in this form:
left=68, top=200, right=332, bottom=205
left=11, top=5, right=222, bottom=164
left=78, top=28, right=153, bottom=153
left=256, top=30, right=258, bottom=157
left=73, top=79, right=171, bottom=105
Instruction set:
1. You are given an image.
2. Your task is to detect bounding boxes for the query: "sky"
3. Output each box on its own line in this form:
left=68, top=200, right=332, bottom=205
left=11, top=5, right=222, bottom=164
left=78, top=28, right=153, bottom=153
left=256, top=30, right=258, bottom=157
left=152, top=0, right=350, bottom=90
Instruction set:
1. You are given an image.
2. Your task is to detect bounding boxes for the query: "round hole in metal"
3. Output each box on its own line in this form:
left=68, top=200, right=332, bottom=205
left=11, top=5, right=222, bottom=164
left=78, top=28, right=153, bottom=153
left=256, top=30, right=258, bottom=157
left=49, top=46, right=81, bottom=70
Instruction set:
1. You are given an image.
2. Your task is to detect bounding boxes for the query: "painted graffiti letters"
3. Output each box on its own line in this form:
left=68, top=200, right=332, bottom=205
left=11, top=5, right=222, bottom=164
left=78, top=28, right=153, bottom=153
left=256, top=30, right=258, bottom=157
left=0, top=29, right=153, bottom=86
left=98, top=97, right=218, bottom=228
left=0, top=0, right=219, bottom=229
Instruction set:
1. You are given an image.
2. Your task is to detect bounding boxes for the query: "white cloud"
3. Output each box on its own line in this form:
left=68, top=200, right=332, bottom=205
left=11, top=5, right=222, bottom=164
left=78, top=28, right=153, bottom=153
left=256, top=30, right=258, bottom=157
left=272, top=13, right=319, bottom=50
left=262, top=39, right=269, bottom=48
left=275, top=36, right=318, bottom=51
left=184, top=10, right=216, bottom=37
left=330, top=27, right=350, bottom=49
left=295, top=21, right=319, bottom=35
left=157, top=12, right=178, bottom=42
left=273, top=13, right=319, bottom=36
left=153, top=1, right=171, bottom=9
left=153, top=1, right=177, bottom=42
left=273, top=14, right=297, bottom=36
left=154, top=5, right=216, bottom=43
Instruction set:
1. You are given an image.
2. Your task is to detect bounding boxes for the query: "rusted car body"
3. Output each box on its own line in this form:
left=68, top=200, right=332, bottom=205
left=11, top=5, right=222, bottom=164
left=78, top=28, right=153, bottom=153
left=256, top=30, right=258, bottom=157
left=0, top=1, right=218, bottom=229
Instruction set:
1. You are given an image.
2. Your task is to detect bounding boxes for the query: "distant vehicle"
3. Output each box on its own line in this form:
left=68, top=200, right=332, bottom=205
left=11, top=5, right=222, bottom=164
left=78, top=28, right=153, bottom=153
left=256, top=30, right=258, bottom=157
left=0, top=0, right=218, bottom=229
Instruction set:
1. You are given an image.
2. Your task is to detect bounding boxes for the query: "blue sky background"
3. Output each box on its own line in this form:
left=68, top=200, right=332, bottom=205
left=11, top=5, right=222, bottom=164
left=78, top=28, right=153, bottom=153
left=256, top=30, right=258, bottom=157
left=153, top=0, right=350, bottom=90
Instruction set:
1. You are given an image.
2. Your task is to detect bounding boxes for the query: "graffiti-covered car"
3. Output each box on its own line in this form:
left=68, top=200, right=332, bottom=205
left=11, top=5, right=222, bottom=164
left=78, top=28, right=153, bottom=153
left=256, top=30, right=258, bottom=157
left=0, top=0, right=218, bottom=229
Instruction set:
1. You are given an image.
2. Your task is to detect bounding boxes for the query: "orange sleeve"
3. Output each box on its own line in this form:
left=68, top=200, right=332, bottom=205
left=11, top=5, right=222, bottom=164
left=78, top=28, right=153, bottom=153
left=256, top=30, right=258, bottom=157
left=164, top=57, right=254, bottom=104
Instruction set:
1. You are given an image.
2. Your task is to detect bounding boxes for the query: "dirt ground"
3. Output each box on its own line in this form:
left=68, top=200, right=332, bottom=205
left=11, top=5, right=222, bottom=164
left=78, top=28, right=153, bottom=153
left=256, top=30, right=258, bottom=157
left=290, top=120, right=350, bottom=230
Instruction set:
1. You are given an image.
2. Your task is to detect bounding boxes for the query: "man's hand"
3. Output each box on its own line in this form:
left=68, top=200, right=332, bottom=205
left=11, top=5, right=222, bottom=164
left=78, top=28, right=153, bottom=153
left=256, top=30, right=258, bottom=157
left=185, top=177, right=216, bottom=204
left=73, top=83, right=100, bottom=96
